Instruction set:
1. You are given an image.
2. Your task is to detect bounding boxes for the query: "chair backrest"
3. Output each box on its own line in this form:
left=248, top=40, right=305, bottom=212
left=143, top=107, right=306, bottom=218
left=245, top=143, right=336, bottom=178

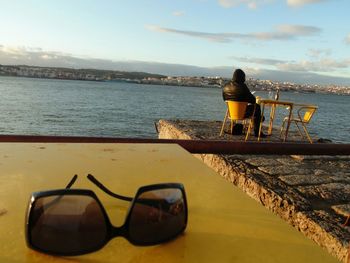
left=226, top=101, right=248, bottom=120
left=298, top=106, right=318, bottom=123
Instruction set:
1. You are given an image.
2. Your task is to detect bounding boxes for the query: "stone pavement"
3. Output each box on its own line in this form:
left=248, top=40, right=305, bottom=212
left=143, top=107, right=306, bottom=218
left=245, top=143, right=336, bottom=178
left=157, top=119, right=350, bottom=263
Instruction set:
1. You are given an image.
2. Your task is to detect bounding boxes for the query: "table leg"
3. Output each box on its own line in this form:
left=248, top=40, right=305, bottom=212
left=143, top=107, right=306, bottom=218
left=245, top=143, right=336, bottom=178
left=258, top=104, right=265, bottom=142
left=268, top=105, right=276, bottom=135
left=283, top=105, right=293, bottom=142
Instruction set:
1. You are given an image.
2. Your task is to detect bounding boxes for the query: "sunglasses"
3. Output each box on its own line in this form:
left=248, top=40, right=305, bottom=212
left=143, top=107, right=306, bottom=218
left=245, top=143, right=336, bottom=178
left=25, top=174, right=188, bottom=256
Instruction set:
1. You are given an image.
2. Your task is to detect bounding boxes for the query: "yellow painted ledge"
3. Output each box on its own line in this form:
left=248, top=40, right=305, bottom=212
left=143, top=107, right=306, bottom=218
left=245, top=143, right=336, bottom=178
left=0, top=143, right=340, bottom=262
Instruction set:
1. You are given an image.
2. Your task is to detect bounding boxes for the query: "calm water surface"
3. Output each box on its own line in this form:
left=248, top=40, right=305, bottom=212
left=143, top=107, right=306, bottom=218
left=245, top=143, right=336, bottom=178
left=0, top=76, right=348, bottom=143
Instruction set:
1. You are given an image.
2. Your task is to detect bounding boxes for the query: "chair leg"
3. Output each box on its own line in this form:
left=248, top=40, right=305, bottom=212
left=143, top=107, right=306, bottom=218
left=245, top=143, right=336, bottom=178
left=219, top=110, right=228, bottom=136
left=245, top=120, right=253, bottom=141
left=295, top=121, right=305, bottom=139
left=301, top=122, right=313, bottom=143
left=230, top=120, right=234, bottom=134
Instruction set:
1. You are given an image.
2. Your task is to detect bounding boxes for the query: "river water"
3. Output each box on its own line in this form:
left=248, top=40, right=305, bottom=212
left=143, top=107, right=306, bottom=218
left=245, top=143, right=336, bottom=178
left=0, top=76, right=348, bottom=143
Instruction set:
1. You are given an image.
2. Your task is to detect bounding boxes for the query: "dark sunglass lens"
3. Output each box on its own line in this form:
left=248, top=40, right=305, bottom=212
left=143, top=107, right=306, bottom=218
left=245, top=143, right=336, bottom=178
left=128, top=188, right=187, bottom=244
left=28, top=195, right=108, bottom=255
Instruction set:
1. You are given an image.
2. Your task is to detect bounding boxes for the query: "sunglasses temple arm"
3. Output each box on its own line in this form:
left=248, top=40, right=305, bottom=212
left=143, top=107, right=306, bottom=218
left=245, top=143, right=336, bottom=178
left=65, top=174, right=78, bottom=189
left=87, top=174, right=133, bottom=202
left=36, top=175, right=78, bottom=214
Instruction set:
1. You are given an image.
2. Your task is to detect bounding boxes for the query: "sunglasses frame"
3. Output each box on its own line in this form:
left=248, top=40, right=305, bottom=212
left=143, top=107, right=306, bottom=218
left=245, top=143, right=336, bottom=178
left=25, top=182, right=188, bottom=256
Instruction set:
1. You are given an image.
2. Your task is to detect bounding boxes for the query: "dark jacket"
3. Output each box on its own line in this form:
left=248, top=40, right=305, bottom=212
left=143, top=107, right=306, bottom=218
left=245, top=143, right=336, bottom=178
left=222, top=69, right=256, bottom=103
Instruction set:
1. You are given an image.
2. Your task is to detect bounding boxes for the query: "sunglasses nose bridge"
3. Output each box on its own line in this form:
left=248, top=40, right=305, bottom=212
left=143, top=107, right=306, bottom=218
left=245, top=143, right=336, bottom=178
left=111, top=225, right=127, bottom=239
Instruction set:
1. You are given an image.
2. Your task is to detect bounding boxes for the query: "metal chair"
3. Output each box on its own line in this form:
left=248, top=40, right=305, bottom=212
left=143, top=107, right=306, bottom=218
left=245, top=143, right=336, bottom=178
left=219, top=101, right=255, bottom=141
left=280, top=105, right=318, bottom=143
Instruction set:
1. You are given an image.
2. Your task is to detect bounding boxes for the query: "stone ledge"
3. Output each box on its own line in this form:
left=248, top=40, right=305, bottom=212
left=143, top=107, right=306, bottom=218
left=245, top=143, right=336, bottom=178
left=157, top=119, right=350, bottom=263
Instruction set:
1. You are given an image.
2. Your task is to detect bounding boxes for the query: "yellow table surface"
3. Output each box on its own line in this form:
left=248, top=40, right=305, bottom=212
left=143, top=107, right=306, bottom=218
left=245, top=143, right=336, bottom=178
left=0, top=143, right=339, bottom=263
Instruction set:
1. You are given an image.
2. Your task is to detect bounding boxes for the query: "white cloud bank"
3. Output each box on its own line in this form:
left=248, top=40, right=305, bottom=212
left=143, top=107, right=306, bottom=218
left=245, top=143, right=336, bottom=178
left=232, top=55, right=350, bottom=73
left=146, top=24, right=321, bottom=43
left=276, top=59, right=350, bottom=72
left=1, top=45, right=350, bottom=85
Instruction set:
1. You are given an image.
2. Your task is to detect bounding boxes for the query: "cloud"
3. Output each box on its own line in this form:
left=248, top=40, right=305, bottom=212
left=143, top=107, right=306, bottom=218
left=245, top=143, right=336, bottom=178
left=146, top=24, right=321, bottom=43
left=287, top=0, right=327, bottom=7
left=173, top=11, right=185, bottom=16
left=307, top=48, right=332, bottom=58
left=345, top=34, right=350, bottom=45
left=145, top=25, right=234, bottom=43
left=230, top=54, right=350, bottom=73
left=230, top=56, right=287, bottom=65
left=246, top=67, right=350, bottom=85
left=218, top=0, right=272, bottom=9
left=0, top=45, right=81, bottom=68
left=41, top=54, right=59, bottom=60
left=0, top=45, right=66, bottom=58
left=276, top=58, right=350, bottom=72
left=1, top=46, right=26, bottom=55
left=253, top=24, right=321, bottom=40
left=277, top=24, right=320, bottom=35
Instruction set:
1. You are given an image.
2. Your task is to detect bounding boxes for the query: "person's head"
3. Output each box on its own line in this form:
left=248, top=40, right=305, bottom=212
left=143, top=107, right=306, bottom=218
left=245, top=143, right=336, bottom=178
left=232, top=69, right=246, bottom=84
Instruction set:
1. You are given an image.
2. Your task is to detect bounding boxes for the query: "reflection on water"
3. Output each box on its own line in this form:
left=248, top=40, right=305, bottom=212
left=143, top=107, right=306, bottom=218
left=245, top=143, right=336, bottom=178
left=0, top=76, right=348, bottom=143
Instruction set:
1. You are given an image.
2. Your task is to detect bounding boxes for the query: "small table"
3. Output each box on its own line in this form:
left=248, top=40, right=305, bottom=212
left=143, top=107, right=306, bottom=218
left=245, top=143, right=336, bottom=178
left=258, top=99, right=294, bottom=142
left=0, top=143, right=338, bottom=262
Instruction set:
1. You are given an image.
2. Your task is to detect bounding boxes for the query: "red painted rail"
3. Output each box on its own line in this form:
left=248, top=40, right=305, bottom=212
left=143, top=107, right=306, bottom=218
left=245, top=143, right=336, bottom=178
left=0, top=135, right=349, bottom=155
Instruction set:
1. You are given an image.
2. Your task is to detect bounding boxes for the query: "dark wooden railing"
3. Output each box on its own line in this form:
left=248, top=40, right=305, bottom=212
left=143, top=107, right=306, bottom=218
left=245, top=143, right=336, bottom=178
left=0, top=135, right=349, bottom=155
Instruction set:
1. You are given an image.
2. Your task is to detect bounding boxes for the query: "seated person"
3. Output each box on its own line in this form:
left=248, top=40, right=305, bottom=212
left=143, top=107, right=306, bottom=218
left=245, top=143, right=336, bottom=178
left=222, top=68, right=266, bottom=137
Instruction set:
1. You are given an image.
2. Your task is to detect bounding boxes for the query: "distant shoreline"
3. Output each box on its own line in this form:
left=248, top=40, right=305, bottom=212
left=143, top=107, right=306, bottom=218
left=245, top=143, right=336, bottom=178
left=1, top=64, right=349, bottom=96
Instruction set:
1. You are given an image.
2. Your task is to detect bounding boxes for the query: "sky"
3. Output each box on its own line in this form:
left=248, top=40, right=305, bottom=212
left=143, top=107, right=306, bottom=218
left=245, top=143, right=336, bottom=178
left=0, top=0, right=349, bottom=85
